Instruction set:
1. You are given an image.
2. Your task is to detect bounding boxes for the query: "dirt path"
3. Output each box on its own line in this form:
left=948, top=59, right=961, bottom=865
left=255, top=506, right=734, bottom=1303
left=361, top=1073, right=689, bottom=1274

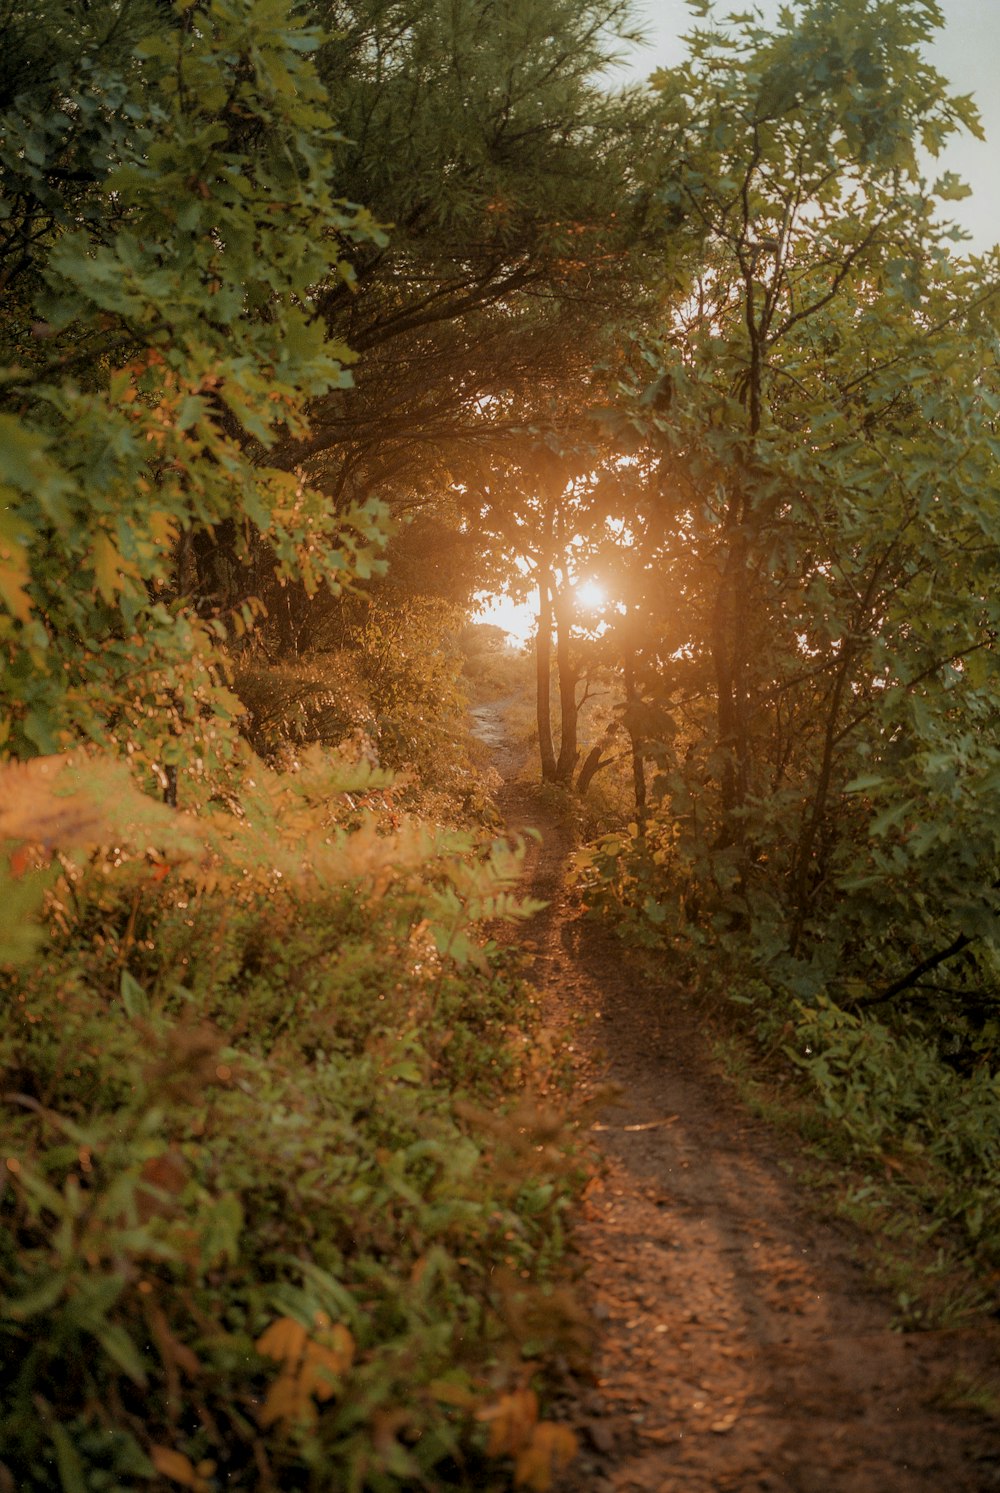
left=483, top=720, right=1000, bottom=1493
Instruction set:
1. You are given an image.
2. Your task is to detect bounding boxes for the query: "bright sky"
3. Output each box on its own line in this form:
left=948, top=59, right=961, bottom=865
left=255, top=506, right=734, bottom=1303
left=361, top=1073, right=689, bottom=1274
left=617, top=0, right=1000, bottom=252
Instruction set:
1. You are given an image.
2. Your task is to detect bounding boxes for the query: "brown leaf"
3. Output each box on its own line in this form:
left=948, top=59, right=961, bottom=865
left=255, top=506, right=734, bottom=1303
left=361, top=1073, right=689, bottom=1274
left=514, top=1422, right=578, bottom=1491
left=137, top=1149, right=188, bottom=1224
left=477, top=1388, right=539, bottom=1458
left=149, top=1446, right=212, bottom=1492
left=256, top=1316, right=308, bottom=1365
left=586, top=1418, right=615, bottom=1452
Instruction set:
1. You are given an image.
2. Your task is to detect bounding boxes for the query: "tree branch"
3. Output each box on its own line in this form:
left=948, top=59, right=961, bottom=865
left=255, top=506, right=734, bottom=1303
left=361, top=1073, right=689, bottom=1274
left=851, top=932, right=975, bottom=1009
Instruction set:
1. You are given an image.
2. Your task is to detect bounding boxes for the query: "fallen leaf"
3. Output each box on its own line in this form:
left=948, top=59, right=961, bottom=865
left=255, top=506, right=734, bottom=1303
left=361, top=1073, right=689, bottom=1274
left=586, top=1418, right=616, bottom=1452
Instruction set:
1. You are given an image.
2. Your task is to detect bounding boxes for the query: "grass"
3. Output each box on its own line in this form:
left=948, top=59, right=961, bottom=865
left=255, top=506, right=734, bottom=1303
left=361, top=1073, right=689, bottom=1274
left=930, top=1371, right=1000, bottom=1421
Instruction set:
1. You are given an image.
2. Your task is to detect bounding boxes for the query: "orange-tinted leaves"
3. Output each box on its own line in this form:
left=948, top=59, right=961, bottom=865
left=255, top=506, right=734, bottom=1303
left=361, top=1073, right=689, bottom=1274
left=256, top=1314, right=355, bottom=1428
left=256, top=1316, right=308, bottom=1365
left=149, top=1446, right=214, bottom=1492
left=514, top=1423, right=578, bottom=1491
left=477, top=1388, right=538, bottom=1458
left=477, top=1391, right=578, bottom=1490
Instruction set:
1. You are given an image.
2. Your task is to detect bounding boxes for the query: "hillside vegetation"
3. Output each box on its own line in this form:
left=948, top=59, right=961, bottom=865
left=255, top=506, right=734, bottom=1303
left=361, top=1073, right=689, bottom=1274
left=2, top=0, right=999, bottom=1487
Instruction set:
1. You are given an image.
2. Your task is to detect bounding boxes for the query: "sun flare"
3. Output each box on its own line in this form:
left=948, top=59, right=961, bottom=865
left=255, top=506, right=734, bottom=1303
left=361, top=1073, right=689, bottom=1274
left=574, top=579, right=606, bottom=610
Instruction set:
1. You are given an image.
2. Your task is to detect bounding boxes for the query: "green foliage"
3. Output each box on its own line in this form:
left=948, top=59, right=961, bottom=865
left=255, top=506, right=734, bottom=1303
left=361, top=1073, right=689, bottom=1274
left=572, top=0, right=1000, bottom=1310
left=0, top=0, right=388, bottom=770
left=232, top=595, right=496, bottom=823
left=233, top=651, right=377, bottom=763
left=726, top=974, right=1000, bottom=1324
left=606, top=0, right=1000, bottom=992
left=781, top=997, right=1000, bottom=1263
left=0, top=750, right=580, bottom=1491
left=259, top=0, right=665, bottom=664
left=351, top=598, right=467, bottom=772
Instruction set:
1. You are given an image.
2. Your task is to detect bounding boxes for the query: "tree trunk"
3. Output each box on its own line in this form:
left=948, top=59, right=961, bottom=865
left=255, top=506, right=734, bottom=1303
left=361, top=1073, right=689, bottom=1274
left=553, top=580, right=578, bottom=783
left=711, top=500, right=753, bottom=824
left=623, top=644, right=646, bottom=830
left=576, top=721, right=621, bottom=795
left=535, top=563, right=557, bottom=781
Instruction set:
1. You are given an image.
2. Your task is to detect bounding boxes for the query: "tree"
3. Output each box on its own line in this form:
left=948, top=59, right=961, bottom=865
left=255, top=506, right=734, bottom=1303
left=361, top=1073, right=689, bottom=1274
left=0, top=0, right=387, bottom=780
left=475, top=433, right=626, bottom=784
left=244, top=0, right=668, bottom=660
left=610, top=0, right=1000, bottom=1001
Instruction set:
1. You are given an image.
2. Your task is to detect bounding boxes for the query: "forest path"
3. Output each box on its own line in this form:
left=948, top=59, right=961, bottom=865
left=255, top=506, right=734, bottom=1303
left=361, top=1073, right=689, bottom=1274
left=476, top=701, right=1000, bottom=1493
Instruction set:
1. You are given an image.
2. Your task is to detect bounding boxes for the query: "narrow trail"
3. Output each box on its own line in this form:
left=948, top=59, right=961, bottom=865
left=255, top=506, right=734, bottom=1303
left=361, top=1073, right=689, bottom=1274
left=476, top=701, right=1000, bottom=1493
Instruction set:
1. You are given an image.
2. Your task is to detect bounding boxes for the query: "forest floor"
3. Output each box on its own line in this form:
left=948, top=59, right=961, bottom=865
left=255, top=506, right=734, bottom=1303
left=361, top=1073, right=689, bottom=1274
left=473, top=696, right=1000, bottom=1493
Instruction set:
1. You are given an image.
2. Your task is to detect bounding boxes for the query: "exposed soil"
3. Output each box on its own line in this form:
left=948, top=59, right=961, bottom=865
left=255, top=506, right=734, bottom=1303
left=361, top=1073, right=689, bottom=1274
left=474, top=700, right=1000, bottom=1493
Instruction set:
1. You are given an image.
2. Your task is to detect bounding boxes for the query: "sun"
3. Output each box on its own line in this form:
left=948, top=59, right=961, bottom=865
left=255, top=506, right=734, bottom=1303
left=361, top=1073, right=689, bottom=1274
left=574, top=579, right=606, bottom=610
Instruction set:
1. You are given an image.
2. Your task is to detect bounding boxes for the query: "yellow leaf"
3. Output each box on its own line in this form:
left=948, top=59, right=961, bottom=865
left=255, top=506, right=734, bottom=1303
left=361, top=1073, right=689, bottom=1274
left=91, top=531, right=127, bottom=603
left=477, top=1389, right=538, bottom=1458
left=257, top=1368, right=316, bottom=1429
left=300, top=1323, right=354, bottom=1399
left=149, top=1446, right=212, bottom=1492
left=256, top=1316, right=308, bottom=1364
left=514, top=1422, right=578, bottom=1492
left=428, top=1377, right=479, bottom=1410
left=0, top=546, right=32, bottom=623
left=256, top=1317, right=354, bottom=1424
left=148, top=510, right=179, bottom=546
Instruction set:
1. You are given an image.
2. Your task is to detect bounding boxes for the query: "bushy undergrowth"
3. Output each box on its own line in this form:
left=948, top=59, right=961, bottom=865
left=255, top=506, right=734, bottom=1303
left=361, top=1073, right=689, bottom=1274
left=460, top=630, right=531, bottom=704
left=234, top=603, right=501, bottom=830
left=775, top=996, right=1000, bottom=1266
left=233, top=652, right=376, bottom=766
left=0, top=752, right=585, bottom=1492
left=576, top=831, right=1000, bottom=1295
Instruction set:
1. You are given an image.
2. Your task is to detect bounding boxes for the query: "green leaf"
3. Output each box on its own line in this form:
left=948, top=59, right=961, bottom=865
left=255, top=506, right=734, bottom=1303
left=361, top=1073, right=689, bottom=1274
left=92, top=1321, right=148, bottom=1387
left=932, top=172, right=971, bottom=202
left=0, top=872, right=47, bottom=964
left=49, top=1422, right=86, bottom=1493
left=120, top=970, right=150, bottom=1019
left=2, top=1272, right=66, bottom=1320
left=200, top=1193, right=244, bottom=1266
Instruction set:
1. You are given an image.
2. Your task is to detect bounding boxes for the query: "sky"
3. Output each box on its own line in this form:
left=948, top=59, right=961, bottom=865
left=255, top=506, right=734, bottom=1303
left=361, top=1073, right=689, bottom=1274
left=615, top=0, right=1000, bottom=252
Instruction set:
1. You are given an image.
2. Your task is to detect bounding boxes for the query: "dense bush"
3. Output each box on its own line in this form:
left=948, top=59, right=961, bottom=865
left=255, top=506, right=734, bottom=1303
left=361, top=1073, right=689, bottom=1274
left=0, top=752, right=584, bottom=1492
